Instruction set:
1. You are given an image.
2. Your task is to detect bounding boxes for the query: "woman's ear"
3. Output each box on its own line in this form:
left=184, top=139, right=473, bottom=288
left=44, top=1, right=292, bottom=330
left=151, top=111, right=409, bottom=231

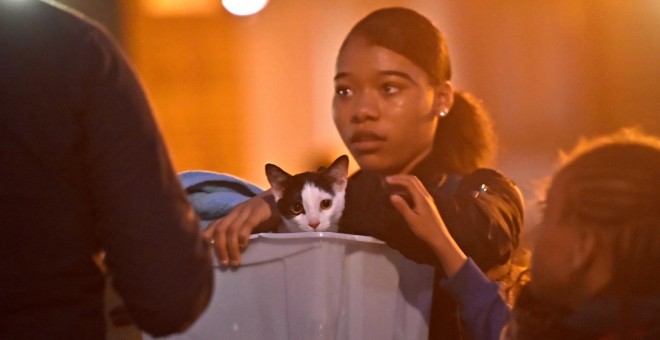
left=433, top=80, right=454, bottom=114
left=570, top=227, right=598, bottom=273
left=570, top=226, right=616, bottom=297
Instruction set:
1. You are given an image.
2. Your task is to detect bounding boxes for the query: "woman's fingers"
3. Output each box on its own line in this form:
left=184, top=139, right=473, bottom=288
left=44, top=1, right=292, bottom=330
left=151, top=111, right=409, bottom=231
left=385, top=175, right=429, bottom=209
left=215, top=211, right=247, bottom=266
left=203, top=224, right=215, bottom=241
left=386, top=175, right=468, bottom=276
left=206, top=195, right=277, bottom=267
left=226, top=209, right=251, bottom=266
left=385, top=175, right=446, bottom=241
left=389, top=193, right=415, bottom=219
left=209, top=217, right=231, bottom=266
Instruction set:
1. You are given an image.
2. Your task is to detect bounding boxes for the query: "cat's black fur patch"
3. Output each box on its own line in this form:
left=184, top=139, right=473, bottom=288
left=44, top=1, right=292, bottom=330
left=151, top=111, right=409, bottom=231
left=266, top=155, right=348, bottom=232
left=276, top=171, right=337, bottom=219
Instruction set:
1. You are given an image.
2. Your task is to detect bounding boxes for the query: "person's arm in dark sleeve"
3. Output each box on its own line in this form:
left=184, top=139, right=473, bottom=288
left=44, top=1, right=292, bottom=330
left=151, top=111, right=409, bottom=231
left=80, top=26, right=213, bottom=336
left=441, top=258, right=511, bottom=340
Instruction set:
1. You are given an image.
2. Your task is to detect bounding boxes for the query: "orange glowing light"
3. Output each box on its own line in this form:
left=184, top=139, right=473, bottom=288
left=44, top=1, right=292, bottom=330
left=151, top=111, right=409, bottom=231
left=141, top=0, right=219, bottom=17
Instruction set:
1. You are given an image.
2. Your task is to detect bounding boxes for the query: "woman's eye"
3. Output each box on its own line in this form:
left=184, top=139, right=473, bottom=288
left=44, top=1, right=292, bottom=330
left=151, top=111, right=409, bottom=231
left=320, top=199, right=332, bottom=210
left=382, top=83, right=400, bottom=94
left=334, top=86, right=353, bottom=97
left=291, top=202, right=304, bottom=215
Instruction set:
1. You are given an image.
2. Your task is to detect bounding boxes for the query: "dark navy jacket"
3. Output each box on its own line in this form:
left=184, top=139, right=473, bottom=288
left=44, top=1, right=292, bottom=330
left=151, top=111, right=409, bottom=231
left=0, top=1, right=212, bottom=338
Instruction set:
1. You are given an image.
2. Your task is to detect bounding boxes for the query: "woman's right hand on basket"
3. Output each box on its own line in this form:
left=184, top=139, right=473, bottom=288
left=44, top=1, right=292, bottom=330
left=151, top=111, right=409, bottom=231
left=204, top=191, right=281, bottom=267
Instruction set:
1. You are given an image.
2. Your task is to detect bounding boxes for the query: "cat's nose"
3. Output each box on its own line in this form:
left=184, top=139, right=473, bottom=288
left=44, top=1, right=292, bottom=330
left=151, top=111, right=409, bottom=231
left=309, top=220, right=320, bottom=229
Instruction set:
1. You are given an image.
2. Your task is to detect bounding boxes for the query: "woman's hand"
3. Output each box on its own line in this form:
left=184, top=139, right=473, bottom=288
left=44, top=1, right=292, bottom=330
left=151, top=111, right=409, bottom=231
left=385, top=175, right=467, bottom=277
left=204, top=192, right=281, bottom=267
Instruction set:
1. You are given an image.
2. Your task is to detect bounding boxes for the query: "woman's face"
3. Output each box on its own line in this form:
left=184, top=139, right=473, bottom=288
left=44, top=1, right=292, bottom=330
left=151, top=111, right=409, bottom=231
left=332, top=36, right=439, bottom=175
left=530, top=180, right=583, bottom=306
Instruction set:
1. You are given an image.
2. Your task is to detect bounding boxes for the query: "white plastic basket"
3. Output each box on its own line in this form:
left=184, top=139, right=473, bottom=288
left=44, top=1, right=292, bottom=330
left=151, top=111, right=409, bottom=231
left=144, top=232, right=434, bottom=340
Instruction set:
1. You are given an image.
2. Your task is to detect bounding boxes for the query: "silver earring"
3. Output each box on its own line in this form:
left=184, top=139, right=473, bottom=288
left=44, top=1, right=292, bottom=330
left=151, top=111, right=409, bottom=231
left=438, top=109, right=448, bottom=117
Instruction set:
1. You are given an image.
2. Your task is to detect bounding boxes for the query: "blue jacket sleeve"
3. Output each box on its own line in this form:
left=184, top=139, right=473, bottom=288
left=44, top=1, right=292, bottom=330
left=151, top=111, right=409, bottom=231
left=441, top=258, right=511, bottom=340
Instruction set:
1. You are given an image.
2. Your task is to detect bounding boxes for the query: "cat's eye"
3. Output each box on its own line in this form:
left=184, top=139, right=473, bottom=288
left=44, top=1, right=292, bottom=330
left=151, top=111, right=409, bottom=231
left=320, top=199, right=332, bottom=210
left=291, top=202, right=304, bottom=215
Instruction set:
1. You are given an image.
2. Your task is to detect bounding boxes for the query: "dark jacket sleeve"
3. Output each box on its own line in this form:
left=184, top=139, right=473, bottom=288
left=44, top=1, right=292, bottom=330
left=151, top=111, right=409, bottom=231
left=80, top=26, right=213, bottom=336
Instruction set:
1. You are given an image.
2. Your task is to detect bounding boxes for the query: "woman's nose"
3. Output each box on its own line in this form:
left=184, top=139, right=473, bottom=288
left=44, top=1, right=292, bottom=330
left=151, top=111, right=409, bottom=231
left=351, top=91, right=379, bottom=123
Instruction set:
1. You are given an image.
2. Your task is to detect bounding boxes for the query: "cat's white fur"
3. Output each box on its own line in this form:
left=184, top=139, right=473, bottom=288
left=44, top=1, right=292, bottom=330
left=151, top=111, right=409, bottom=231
left=278, top=182, right=345, bottom=233
left=267, top=155, right=349, bottom=233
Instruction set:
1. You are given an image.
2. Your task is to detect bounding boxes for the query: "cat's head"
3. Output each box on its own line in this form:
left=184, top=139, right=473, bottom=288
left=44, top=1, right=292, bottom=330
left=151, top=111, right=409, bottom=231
left=265, top=155, right=349, bottom=232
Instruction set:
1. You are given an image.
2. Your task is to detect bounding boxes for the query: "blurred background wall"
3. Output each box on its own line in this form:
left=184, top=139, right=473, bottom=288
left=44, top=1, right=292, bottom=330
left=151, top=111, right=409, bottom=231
left=59, top=0, right=659, bottom=226
left=48, top=0, right=659, bottom=336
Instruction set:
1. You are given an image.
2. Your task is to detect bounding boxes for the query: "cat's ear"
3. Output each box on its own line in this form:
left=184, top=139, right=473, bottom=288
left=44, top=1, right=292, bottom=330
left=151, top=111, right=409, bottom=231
left=325, top=155, right=349, bottom=192
left=265, top=163, right=291, bottom=201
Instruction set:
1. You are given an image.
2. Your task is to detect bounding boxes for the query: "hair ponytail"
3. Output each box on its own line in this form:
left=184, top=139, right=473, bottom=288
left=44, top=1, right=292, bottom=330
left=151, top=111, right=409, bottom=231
left=433, top=91, right=497, bottom=174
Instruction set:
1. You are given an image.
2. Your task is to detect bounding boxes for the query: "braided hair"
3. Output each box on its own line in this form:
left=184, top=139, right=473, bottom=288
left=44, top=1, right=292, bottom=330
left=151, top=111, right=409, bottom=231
left=509, top=129, right=660, bottom=339
left=551, top=129, right=660, bottom=298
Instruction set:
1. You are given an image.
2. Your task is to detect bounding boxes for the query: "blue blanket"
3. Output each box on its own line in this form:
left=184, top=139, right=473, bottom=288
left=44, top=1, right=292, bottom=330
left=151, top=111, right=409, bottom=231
left=179, top=171, right=264, bottom=229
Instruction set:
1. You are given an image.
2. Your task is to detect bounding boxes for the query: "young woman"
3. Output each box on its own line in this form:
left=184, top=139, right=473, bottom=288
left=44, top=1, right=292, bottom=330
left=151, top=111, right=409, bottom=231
left=207, top=7, right=525, bottom=339
left=397, top=129, right=660, bottom=340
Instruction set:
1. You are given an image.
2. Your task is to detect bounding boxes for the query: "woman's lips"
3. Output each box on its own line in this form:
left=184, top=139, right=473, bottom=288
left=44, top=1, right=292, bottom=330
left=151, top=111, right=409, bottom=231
left=350, top=131, right=385, bottom=153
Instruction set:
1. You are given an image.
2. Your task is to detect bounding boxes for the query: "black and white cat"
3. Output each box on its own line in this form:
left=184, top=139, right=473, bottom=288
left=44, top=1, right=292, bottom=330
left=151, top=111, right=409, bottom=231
left=265, top=155, right=349, bottom=233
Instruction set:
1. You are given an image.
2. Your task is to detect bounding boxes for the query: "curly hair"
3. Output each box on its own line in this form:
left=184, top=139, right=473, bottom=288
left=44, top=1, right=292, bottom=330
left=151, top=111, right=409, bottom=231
left=552, top=129, right=660, bottom=297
